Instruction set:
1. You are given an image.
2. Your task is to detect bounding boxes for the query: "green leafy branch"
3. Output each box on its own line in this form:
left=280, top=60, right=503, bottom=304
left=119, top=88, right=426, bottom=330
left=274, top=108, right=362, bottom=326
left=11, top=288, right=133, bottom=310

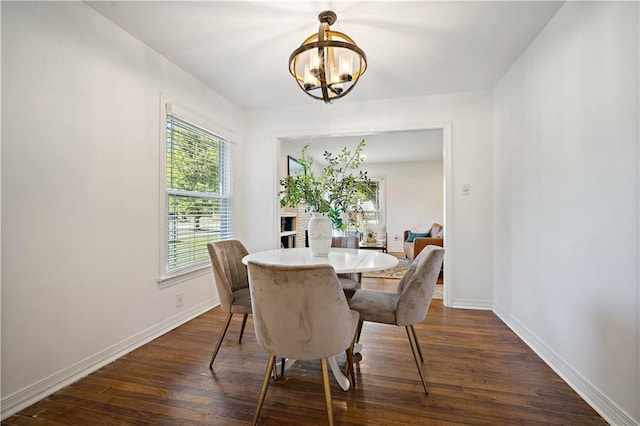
left=279, top=140, right=371, bottom=228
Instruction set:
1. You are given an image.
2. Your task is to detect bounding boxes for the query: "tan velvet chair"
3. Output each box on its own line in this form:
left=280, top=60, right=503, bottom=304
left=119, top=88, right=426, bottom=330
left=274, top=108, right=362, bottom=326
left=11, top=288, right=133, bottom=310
left=331, top=236, right=362, bottom=299
left=206, top=240, right=252, bottom=369
left=348, top=245, right=445, bottom=394
left=247, top=261, right=360, bottom=426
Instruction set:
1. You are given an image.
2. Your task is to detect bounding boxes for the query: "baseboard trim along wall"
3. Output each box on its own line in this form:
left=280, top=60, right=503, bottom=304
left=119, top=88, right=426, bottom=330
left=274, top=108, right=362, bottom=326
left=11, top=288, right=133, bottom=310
left=0, top=298, right=218, bottom=421
left=451, top=298, right=493, bottom=310
left=493, top=303, right=636, bottom=426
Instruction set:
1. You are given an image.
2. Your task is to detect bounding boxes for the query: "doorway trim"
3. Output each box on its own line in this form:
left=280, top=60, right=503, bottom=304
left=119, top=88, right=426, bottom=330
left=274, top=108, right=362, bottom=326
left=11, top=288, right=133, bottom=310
left=275, top=121, right=453, bottom=307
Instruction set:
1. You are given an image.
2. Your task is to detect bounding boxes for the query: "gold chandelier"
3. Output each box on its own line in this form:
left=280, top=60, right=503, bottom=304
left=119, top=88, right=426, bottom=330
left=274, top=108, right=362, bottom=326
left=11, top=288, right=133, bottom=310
left=289, top=11, right=367, bottom=104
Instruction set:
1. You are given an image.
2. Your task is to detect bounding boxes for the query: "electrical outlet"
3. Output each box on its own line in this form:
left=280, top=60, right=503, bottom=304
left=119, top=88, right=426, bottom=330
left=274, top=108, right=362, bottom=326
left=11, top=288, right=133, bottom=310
left=176, top=293, right=184, bottom=308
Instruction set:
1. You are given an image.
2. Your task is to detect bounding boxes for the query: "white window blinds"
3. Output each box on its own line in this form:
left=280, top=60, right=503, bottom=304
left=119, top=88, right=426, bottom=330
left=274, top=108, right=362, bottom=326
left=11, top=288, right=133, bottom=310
left=164, top=110, right=234, bottom=275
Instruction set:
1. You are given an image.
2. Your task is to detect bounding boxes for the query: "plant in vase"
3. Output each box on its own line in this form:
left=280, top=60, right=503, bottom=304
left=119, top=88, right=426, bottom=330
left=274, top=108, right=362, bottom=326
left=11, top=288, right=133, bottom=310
left=279, top=140, right=371, bottom=256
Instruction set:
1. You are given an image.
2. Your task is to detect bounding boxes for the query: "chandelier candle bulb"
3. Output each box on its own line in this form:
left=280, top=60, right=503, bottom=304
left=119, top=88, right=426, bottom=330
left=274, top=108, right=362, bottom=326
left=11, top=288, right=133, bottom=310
left=310, top=52, right=320, bottom=77
left=304, top=63, right=318, bottom=90
left=330, top=65, right=339, bottom=83
left=329, top=65, right=344, bottom=94
left=339, top=53, right=353, bottom=81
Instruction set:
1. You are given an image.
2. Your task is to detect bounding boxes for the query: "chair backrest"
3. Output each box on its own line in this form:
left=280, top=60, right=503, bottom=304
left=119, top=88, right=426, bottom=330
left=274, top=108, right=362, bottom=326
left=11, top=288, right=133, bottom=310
left=395, top=246, right=445, bottom=326
left=331, top=236, right=359, bottom=249
left=247, top=261, right=355, bottom=360
left=207, top=240, right=250, bottom=312
left=430, top=223, right=444, bottom=238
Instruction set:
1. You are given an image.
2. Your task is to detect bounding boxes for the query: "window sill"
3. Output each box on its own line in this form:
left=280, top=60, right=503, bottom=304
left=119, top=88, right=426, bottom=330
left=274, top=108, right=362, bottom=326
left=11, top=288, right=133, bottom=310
left=157, top=265, right=211, bottom=290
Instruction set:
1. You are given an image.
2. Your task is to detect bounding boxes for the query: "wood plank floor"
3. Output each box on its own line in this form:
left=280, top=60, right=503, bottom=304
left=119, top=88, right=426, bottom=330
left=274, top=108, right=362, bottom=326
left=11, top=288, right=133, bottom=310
left=4, top=278, right=606, bottom=425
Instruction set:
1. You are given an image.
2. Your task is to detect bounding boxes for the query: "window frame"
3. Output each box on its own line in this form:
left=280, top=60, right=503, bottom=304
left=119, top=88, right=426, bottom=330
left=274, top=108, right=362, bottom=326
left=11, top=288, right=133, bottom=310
left=359, top=177, right=385, bottom=225
left=345, top=176, right=386, bottom=233
left=158, top=98, right=235, bottom=286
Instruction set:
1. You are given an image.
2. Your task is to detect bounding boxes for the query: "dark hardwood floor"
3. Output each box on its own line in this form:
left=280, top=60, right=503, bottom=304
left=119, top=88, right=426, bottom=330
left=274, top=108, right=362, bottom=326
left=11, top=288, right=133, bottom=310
left=4, top=278, right=606, bottom=425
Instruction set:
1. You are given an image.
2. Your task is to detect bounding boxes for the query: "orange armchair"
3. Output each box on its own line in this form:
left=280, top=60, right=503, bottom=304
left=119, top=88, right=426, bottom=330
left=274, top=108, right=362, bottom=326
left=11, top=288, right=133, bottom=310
left=403, top=223, right=443, bottom=261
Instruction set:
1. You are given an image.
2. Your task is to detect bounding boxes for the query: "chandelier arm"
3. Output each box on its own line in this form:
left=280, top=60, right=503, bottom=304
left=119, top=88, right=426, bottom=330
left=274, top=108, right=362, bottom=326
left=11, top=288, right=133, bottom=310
left=318, top=22, right=330, bottom=103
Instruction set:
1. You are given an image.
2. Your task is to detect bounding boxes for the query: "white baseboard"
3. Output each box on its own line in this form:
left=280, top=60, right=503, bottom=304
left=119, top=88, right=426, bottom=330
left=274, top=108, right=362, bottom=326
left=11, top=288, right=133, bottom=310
left=450, top=298, right=493, bottom=310
left=493, top=303, right=637, bottom=426
left=1, top=298, right=217, bottom=421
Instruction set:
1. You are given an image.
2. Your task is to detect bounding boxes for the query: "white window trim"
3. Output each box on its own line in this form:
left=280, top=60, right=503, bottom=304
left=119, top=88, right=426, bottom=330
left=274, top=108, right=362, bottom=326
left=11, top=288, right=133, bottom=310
left=158, top=94, right=237, bottom=287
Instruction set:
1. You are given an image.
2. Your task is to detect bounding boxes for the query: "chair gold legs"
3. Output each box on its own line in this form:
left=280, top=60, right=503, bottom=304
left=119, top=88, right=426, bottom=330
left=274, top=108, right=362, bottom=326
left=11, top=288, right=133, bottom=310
left=355, top=319, right=364, bottom=344
left=343, top=325, right=359, bottom=387
left=320, top=358, right=334, bottom=426
left=344, top=348, right=356, bottom=389
left=239, top=313, right=249, bottom=343
left=406, top=326, right=429, bottom=395
left=349, top=320, right=428, bottom=394
left=254, top=357, right=333, bottom=425
left=410, top=325, right=424, bottom=363
left=209, top=312, right=233, bottom=368
left=253, top=355, right=276, bottom=426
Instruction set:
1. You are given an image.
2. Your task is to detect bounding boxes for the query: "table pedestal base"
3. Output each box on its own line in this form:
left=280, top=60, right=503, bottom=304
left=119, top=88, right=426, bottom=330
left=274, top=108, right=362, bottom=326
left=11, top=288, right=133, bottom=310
left=274, top=356, right=351, bottom=391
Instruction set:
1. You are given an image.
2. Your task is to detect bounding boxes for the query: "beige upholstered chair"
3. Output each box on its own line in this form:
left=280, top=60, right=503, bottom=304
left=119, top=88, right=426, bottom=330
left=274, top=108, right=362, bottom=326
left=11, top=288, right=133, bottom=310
left=348, top=245, right=445, bottom=394
left=331, top=236, right=362, bottom=299
left=247, top=261, right=360, bottom=426
left=206, top=240, right=252, bottom=368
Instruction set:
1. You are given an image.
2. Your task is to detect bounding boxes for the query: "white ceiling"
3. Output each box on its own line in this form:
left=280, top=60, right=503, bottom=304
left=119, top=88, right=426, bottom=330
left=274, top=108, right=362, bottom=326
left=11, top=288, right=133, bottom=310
left=282, top=129, right=444, bottom=164
left=86, top=1, right=563, bottom=164
left=87, top=1, right=563, bottom=111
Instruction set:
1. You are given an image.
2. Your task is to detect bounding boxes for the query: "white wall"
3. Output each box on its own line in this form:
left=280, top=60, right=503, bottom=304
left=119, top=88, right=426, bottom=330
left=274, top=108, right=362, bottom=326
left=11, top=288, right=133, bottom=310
left=364, top=161, right=444, bottom=254
left=1, top=2, right=244, bottom=416
left=493, top=2, right=639, bottom=423
left=240, top=91, right=493, bottom=309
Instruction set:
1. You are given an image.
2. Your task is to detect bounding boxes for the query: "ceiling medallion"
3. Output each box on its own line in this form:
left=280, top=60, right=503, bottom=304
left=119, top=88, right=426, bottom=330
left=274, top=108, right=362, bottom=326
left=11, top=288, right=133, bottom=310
left=289, top=11, right=367, bottom=104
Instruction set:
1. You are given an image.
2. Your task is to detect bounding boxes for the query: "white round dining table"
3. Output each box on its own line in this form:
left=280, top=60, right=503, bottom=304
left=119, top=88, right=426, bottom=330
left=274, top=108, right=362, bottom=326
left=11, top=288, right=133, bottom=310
left=241, top=247, right=399, bottom=273
left=242, top=247, right=399, bottom=391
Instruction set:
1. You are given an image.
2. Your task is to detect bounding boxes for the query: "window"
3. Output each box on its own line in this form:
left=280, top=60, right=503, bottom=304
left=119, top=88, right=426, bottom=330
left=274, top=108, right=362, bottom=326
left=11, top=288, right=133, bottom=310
left=346, top=177, right=385, bottom=233
left=359, top=179, right=383, bottom=225
left=164, top=106, right=233, bottom=276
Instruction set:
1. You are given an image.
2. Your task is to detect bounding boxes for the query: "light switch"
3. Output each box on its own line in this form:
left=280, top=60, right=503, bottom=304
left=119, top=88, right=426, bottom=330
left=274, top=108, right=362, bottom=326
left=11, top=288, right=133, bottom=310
left=462, top=184, right=470, bottom=195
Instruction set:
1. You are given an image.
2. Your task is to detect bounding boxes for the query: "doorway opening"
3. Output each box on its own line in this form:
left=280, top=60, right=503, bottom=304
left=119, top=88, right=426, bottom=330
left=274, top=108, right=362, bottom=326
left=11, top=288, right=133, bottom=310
left=276, top=123, right=452, bottom=305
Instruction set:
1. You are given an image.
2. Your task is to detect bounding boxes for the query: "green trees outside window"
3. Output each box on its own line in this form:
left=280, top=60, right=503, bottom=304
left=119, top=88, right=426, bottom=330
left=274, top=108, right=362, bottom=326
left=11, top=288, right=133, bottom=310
left=165, top=114, right=233, bottom=274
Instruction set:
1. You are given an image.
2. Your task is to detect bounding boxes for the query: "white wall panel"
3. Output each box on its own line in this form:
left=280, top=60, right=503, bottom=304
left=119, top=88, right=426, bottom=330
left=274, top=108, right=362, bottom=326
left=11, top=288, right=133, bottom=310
left=493, top=2, right=639, bottom=423
left=1, top=2, right=244, bottom=415
left=242, top=91, right=494, bottom=309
